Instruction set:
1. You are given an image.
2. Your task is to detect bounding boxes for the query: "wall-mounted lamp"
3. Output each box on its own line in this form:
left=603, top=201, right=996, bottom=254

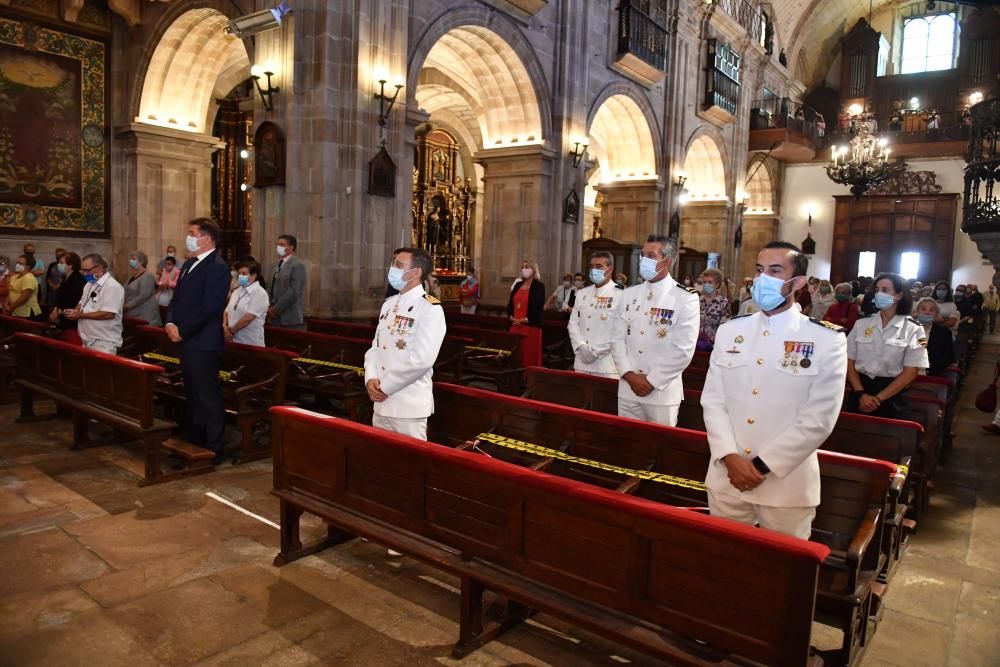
left=674, top=174, right=687, bottom=189
left=969, top=91, right=984, bottom=106
left=250, top=65, right=279, bottom=112
left=239, top=182, right=250, bottom=192
left=569, top=140, right=588, bottom=168
left=737, top=191, right=750, bottom=214
left=375, top=79, right=404, bottom=130
left=847, top=103, right=864, bottom=117
left=239, top=148, right=250, bottom=160
left=801, top=207, right=817, bottom=255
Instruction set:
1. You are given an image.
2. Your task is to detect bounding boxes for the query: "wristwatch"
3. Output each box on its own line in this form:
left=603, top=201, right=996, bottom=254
left=751, top=456, right=771, bottom=475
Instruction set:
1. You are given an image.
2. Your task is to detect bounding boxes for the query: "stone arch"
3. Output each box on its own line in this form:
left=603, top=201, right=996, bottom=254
left=586, top=83, right=661, bottom=183
left=681, top=131, right=729, bottom=200
left=745, top=158, right=776, bottom=214
left=136, top=7, right=250, bottom=133
left=407, top=6, right=552, bottom=148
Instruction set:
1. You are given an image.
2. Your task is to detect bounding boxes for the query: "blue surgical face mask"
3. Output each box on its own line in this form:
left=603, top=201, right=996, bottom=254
left=638, top=256, right=660, bottom=281
left=237, top=274, right=250, bottom=287
left=84, top=272, right=97, bottom=284
left=56, top=263, right=67, bottom=274
left=751, top=273, right=791, bottom=311
left=916, top=313, right=935, bottom=325
left=702, top=284, right=715, bottom=295
left=387, top=266, right=408, bottom=291
left=874, top=292, right=896, bottom=310
left=129, top=259, right=138, bottom=269
left=589, top=268, right=606, bottom=284
left=185, top=234, right=200, bottom=253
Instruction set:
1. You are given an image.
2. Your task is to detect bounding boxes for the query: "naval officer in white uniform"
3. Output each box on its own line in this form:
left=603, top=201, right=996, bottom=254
left=567, top=250, right=623, bottom=378
left=610, top=234, right=699, bottom=426
left=364, top=248, right=447, bottom=441
left=701, top=241, right=848, bottom=539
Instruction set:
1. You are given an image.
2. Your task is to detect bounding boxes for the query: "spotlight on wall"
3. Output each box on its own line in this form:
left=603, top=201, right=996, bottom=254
left=239, top=149, right=250, bottom=159
left=969, top=91, right=984, bottom=106
left=909, top=97, right=920, bottom=110
left=250, top=65, right=279, bottom=112
left=226, top=2, right=291, bottom=38
left=239, top=182, right=250, bottom=192
left=847, top=103, right=864, bottom=117
left=569, top=139, right=588, bottom=168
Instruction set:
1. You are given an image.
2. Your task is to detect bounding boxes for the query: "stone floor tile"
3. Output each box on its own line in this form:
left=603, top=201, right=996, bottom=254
left=0, top=585, right=100, bottom=644
left=947, top=614, right=1000, bottom=667
left=0, top=527, right=109, bottom=597
left=882, top=561, right=962, bottom=625
left=863, top=610, right=951, bottom=667
left=107, top=577, right=271, bottom=665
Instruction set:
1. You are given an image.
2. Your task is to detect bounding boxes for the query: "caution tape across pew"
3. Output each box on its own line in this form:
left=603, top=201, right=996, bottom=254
left=474, top=432, right=707, bottom=492
left=141, top=353, right=234, bottom=382
left=293, top=357, right=364, bottom=376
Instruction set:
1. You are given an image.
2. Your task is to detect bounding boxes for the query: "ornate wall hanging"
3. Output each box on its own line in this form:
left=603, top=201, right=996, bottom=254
left=252, top=121, right=285, bottom=187
left=368, top=146, right=396, bottom=197
left=0, top=18, right=108, bottom=236
left=563, top=188, right=580, bottom=224
left=866, top=160, right=944, bottom=196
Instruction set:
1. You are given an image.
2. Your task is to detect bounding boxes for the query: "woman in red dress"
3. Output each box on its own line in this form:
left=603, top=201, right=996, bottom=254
left=507, top=258, right=546, bottom=367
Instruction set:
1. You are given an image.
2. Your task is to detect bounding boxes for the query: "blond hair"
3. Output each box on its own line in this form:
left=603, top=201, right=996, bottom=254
left=521, top=258, right=541, bottom=280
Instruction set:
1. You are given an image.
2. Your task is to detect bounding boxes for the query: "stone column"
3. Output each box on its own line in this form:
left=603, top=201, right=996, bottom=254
left=738, top=214, right=779, bottom=280
left=680, top=200, right=732, bottom=265
left=596, top=179, right=664, bottom=245
left=113, top=123, right=223, bottom=276
left=475, top=144, right=559, bottom=298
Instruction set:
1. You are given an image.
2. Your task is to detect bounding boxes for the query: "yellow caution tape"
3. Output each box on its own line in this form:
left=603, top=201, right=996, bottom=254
left=475, top=432, right=707, bottom=491
left=466, top=346, right=512, bottom=357
left=141, top=352, right=233, bottom=382
left=294, top=357, right=364, bottom=376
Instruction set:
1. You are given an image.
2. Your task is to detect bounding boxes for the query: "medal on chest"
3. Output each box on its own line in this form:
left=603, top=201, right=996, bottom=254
left=648, top=307, right=673, bottom=338
left=782, top=341, right=815, bottom=370
left=595, top=296, right=614, bottom=320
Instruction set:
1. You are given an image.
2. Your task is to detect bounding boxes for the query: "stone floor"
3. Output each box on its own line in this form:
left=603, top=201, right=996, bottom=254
left=1, top=342, right=999, bottom=667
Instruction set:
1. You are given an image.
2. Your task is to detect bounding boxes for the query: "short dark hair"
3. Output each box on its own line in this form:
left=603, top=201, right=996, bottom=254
left=763, top=241, right=809, bottom=277
left=164, top=256, right=177, bottom=267
left=278, top=234, right=297, bottom=250
left=63, top=252, right=81, bottom=272
left=238, top=259, right=261, bottom=277
left=590, top=250, right=614, bottom=268
left=190, top=217, right=220, bottom=244
left=467, top=265, right=475, bottom=273
left=875, top=272, right=913, bottom=315
left=574, top=272, right=585, bottom=281
left=395, top=247, right=433, bottom=282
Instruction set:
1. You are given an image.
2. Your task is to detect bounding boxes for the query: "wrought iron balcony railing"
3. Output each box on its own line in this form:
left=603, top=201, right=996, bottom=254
left=962, top=98, right=1000, bottom=234
left=713, top=0, right=764, bottom=45
left=617, top=1, right=668, bottom=72
left=749, top=97, right=824, bottom=145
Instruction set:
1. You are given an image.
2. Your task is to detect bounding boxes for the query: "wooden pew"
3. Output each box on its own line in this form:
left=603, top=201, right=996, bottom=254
left=0, top=315, right=52, bottom=402
left=127, top=325, right=297, bottom=462
left=11, top=333, right=209, bottom=484
left=271, top=405, right=831, bottom=666
left=264, top=326, right=371, bottom=421
left=430, top=382, right=895, bottom=667
left=119, top=316, right=154, bottom=356
left=305, top=318, right=377, bottom=340
left=444, top=312, right=510, bottom=331
left=904, top=395, right=946, bottom=521
left=910, top=375, right=955, bottom=460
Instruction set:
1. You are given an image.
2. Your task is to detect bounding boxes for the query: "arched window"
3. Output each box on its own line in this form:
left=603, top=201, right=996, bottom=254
left=900, top=12, right=958, bottom=74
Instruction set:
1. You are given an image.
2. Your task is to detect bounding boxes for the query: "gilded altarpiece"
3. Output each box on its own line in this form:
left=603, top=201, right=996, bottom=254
left=411, top=129, right=474, bottom=274
left=0, top=17, right=108, bottom=235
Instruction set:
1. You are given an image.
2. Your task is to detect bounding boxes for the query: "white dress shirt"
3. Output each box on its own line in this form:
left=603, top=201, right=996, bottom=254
left=226, top=281, right=269, bottom=346
left=78, top=272, right=125, bottom=348
left=701, top=307, right=848, bottom=507
left=567, top=280, right=623, bottom=376
left=610, top=274, right=699, bottom=406
left=184, top=248, right=216, bottom=275
left=847, top=313, right=929, bottom=378
left=364, top=286, right=447, bottom=419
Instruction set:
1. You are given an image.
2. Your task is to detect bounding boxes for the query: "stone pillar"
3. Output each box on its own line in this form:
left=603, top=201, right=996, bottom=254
left=681, top=200, right=732, bottom=266
left=596, top=179, right=664, bottom=245
left=113, top=123, right=222, bottom=277
left=737, top=214, right=779, bottom=281
left=475, top=145, right=559, bottom=298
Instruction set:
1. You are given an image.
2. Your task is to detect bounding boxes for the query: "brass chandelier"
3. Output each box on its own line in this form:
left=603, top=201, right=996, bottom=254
left=826, top=110, right=892, bottom=199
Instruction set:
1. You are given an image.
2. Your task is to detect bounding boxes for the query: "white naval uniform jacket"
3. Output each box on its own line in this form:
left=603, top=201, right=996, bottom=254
left=566, top=281, right=624, bottom=375
left=701, top=307, right=848, bottom=508
left=610, top=275, right=699, bottom=405
left=363, top=286, right=447, bottom=419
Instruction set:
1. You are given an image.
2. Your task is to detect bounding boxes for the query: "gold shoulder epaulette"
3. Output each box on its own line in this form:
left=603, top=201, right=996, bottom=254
left=908, top=316, right=921, bottom=326
left=423, top=294, right=441, bottom=305
left=676, top=283, right=697, bottom=294
left=810, top=318, right=845, bottom=333
left=728, top=313, right=752, bottom=320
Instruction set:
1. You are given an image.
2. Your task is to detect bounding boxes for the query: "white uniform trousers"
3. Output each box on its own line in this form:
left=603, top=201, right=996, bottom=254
left=83, top=339, right=117, bottom=355
left=708, top=489, right=817, bottom=540
left=617, top=399, right=679, bottom=427
left=372, top=414, right=428, bottom=441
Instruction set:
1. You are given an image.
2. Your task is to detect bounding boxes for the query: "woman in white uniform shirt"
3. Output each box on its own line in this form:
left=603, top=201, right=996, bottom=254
left=846, top=272, right=929, bottom=420
left=932, top=281, right=959, bottom=337
left=223, top=260, right=269, bottom=346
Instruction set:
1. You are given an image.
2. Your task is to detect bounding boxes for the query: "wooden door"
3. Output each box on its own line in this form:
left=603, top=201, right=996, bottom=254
left=830, top=194, right=958, bottom=284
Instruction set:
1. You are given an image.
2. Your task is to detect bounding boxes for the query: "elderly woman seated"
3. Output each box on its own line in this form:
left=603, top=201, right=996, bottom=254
left=913, top=297, right=954, bottom=377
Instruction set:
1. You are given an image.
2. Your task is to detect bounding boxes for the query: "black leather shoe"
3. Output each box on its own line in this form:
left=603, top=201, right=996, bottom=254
left=210, top=452, right=228, bottom=466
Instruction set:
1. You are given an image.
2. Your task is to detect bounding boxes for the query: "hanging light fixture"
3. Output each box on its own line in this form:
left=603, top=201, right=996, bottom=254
left=825, top=108, right=891, bottom=199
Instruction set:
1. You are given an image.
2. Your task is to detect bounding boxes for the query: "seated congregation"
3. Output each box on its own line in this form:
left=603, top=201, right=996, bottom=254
left=0, top=220, right=984, bottom=667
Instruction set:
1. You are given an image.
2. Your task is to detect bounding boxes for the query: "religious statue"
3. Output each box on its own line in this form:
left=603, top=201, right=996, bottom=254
left=425, top=194, right=452, bottom=254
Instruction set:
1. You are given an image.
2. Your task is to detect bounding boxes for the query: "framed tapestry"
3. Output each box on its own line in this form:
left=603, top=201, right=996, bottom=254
left=0, top=17, right=109, bottom=236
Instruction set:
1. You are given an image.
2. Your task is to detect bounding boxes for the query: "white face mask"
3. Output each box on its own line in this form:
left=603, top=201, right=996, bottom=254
left=638, top=256, right=660, bottom=281
left=185, top=234, right=201, bottom=253
left=15, top=263, right=25, bottom=273
left=521, top=267, right=533, bottom=279
left=573, top=280, right=584, bottom=289
left=276, top=245, right=287, bottom=258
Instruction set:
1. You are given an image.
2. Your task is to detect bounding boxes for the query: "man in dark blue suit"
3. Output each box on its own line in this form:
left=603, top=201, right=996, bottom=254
left=165, top=218, right=231, bottom=465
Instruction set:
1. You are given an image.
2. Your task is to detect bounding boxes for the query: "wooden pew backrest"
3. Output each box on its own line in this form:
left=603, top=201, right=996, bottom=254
left=272, top=406, right=830, bottom=666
